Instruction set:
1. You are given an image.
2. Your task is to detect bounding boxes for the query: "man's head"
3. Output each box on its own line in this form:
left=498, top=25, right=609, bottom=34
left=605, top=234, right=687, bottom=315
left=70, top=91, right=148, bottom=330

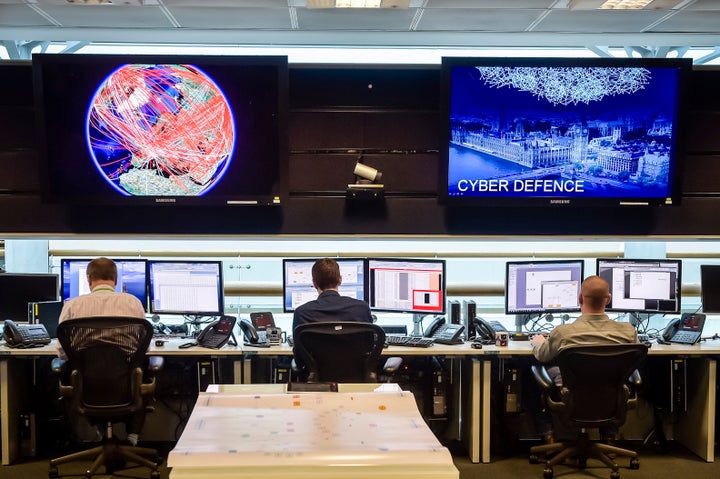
left=86, top=257, right=118, bottom=288
left=579, top=275, right=611, bottom=313
left=312, top=258, right=342, bottom=292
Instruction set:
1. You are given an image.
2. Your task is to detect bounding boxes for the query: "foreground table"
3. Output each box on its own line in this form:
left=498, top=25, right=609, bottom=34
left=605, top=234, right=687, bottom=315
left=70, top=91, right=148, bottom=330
left=167, top=384, right=459, bottom=479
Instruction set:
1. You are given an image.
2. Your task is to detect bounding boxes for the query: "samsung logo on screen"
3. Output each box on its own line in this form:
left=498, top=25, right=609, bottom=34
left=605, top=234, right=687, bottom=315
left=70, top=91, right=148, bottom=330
left=549, top=199, right=571, bottom=205
left=155, top=198, right=176, bottom=203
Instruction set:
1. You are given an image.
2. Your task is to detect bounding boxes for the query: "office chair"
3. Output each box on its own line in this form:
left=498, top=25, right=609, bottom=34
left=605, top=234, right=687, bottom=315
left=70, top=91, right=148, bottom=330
left=528, top=343, right=648, bottom=479
left=49, top=316, right=163, bottom=479
left=292, top=321, right=386, bottom=383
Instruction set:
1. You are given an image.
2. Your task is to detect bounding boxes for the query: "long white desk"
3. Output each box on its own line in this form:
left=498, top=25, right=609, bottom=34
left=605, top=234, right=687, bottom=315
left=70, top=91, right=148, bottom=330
left=1, top=338, right=718, bottom=467
left=167, top=384, right=460, bottom=479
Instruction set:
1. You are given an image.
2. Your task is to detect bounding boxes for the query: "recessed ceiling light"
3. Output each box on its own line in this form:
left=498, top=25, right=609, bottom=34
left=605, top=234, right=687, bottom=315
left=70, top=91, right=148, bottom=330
left=599, top=0, right=653, bottom=9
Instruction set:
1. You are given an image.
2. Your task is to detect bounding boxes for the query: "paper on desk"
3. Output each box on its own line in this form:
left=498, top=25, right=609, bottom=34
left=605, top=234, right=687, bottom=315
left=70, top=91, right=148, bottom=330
left=168, top=391, right=452, bottom=469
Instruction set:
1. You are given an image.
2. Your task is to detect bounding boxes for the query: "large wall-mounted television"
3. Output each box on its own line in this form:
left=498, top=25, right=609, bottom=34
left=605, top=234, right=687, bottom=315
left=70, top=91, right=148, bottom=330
left=505, top=259, right=585, bottom=315
left=60, top=258, right=148, bottom=311
left=147, top=260, right=224, bottom=317
left=367, top=258, right=446, bottom=315
left=282, top=258, right=367, bottom=313
left=33, top=53, right=287, bottom=206
left=597, top=258, right=681, bottom=314
left=440, top=57, right=692, bottom=207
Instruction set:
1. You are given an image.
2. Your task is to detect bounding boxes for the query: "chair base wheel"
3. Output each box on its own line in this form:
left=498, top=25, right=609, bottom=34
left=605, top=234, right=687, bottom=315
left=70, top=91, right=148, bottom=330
left=49, top=465, right=59, bottom=478
left=529, top=454, right=540, bottom=464
left=610, top=471, right=620, bottom=479
left=630, top=457, right=640, bottom=469
left=151, top=471, right=161, bottom=479
left=543, top=466, right=554, bottom=479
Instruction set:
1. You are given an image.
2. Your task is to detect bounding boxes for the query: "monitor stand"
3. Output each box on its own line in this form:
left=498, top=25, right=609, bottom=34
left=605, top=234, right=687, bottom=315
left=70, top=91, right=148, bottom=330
left=412, top=314, right=426, bottom=336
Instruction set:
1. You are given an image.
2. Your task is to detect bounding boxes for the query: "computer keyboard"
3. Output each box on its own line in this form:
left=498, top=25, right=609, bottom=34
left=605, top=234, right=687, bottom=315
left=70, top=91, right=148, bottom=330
left=385, top=335, right=435, bottom=348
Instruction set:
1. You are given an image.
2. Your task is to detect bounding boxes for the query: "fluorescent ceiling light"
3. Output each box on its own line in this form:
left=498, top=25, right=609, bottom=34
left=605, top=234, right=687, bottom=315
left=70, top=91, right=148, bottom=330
left=306, top=0, right=409, bottom=8
left=599, top=0, right=653, bottom=8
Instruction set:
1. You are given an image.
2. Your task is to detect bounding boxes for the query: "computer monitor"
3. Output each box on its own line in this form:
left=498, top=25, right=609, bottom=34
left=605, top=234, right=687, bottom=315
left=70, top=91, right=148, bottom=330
left=596, top=258, right=681, bottom=314
left=505, top=260, right=585, bottom=315
left=282, top=258, right=366, bottom=312
left=0, top=273, right=59, bottom=322
left=367, top=258, right=446, bottom=315
left=60, top=258, right=148, bottom=310
left=700, top=265, right=720, bottom=313
left=148, top=260, right=224, bottom=316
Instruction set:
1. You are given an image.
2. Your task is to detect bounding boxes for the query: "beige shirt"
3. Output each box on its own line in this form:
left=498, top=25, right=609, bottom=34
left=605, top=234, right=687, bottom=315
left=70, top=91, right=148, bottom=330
left=532, top=313, right=639, bottom=364
left=56, top=285, right=146, bottom=359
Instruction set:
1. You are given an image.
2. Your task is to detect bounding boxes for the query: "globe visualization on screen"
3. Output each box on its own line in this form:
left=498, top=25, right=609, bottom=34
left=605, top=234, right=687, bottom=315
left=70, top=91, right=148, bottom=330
left=86, top=63, right=235, bottom=196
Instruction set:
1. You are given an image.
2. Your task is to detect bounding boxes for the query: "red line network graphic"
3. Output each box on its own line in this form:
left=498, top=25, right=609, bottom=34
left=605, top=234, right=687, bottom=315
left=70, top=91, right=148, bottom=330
left=87, top=64, right=235, bottom=196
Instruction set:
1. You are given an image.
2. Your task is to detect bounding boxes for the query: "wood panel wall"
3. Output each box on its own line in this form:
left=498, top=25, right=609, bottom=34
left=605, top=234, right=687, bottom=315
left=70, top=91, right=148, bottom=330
left=1, top=61, right=719, bottom=236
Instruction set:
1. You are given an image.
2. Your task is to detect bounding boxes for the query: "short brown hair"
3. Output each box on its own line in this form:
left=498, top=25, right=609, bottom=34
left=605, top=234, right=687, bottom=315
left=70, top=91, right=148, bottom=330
left=86, top=257, right=118, bottom=283
left=312, top=258, right=341, bottom=291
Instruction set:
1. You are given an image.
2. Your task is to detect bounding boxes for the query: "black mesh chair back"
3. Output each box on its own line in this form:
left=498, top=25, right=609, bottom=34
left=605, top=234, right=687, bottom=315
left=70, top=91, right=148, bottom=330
left=293, top=322, right=386, bottom=383
left=56, top=316, right=153, bottom=418
left=529, top=343, right=649, bottom=479
left=50, top=316, right=161, bottom=479
left=551, top=343, right=648, bottom=429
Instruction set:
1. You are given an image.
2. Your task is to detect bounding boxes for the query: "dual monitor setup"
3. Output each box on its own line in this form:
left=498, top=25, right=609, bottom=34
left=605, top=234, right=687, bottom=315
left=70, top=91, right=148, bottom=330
left=3, top=256, right=720, bottom=340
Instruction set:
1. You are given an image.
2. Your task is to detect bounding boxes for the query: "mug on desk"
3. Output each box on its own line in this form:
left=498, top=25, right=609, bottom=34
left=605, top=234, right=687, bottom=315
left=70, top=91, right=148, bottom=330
left=266, top=327, right=286, bottom=345
left=495, top=331, right=509, bottom=347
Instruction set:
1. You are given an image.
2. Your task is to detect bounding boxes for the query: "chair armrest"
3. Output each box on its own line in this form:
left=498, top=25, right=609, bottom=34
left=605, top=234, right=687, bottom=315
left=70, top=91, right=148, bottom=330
left=628, top=369, right=641, bottom=387
left=531, top=364, right=554, bottom=390
left=51, top=357, right=67, bottom=375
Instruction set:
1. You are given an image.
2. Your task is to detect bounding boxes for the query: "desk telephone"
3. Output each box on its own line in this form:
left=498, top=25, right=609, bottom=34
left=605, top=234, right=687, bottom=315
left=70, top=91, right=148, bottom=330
left=661, top=313, right=706, bottom=344
left=423, top=317, right=465, bottom=345
left=3, top=319, right=52, bottom=348
left=473, top=317, right=508, bottom=344
left=238, top=312, right=277, bottom=347
left=180, top=315, right=237, bottom=349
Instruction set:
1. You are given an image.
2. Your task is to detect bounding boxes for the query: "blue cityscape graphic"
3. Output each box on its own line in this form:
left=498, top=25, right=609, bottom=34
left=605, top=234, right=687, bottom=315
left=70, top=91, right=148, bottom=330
left=448, top=65, right=681, bottom=202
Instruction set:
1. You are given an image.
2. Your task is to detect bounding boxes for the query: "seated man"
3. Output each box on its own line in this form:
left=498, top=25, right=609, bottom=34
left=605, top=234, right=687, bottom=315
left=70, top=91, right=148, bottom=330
left=291, top=258, right=374, bottom=376
left=57, top=257, right=147, bottom=447
left=529, top=275, right=639, bottom=444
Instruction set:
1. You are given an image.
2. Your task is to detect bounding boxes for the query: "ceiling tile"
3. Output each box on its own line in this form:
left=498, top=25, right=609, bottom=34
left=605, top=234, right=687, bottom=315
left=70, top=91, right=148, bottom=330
left=297, top=8, right=416, bottom=30
left=533, top=10, right=668, bottom=33
left=0, top=5, right=54, bottom=26
left=418, top=9, right=541, bottom=31
left=37, top=5, right=174, bottom=28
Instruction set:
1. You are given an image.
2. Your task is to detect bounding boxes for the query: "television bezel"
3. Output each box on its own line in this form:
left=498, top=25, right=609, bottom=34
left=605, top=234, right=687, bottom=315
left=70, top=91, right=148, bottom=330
left=367, top=257, right=447, bottom=315
left=596, top=258, right=682, bottom=314
left=147, top=259, right=224, bottom=316
left=504, top=259, right=585, bottom=315
left=282, top=257, right=368, bottom=313
left=33, top=53, right=288, bottom=207
left=59, top=258, right=148, bottom=311
left=439, top=56, right=692, bottom=208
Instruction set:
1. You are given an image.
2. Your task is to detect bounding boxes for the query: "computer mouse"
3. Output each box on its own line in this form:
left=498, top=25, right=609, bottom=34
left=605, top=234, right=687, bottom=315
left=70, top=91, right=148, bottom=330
left=471, top=341, right=483, bottom=349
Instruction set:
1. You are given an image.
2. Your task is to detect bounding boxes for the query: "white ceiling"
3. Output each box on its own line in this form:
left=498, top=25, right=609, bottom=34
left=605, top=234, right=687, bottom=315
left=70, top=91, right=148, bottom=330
left=2, top=0, right=720, bottom=56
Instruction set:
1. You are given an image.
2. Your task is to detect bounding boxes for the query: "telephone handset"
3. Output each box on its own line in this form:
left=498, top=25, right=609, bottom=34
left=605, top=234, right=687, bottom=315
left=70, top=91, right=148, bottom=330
left=473, top=317, right=507, bottom=344
left=239, top=318, right=269, bottom=347
left=195, top=315, right=237, bottom=349
left=661, top=317, right=681, bottom=343
left=423, top=317, right=465, bottom=345
left=3, top=319, right=52, bottom=348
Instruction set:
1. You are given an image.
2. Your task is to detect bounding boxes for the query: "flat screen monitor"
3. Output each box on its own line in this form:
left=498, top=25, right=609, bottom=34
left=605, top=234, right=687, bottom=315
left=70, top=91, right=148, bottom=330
left=282, top=258, right=367, bottom=313
left=367, top=258, right=446, bottom=315
left=700, top=265, right=720, bottom=313
left=148, top=260, right=224, bottom=316
left=33, top=53, right=287, bottom=206
left=505, top=260, right=585, bottom=315
left=440, top=56, right=692, bottom=207
left=596, top=258, right=681, bottom=313
left=0, top=273, right=59, bottom=322
left=60, top=258, right=148, bottom=310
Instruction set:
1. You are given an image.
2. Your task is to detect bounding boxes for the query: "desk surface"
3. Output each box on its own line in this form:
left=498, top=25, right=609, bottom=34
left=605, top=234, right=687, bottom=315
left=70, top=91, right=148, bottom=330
left=167, top=385, right=459, bottom=479
left=2, top=337, right=720, bottom=356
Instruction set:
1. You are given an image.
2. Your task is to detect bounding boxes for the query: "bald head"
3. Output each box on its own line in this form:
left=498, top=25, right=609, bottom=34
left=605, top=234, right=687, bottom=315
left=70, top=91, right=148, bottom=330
left=580, top=275, right=611, bottom=313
